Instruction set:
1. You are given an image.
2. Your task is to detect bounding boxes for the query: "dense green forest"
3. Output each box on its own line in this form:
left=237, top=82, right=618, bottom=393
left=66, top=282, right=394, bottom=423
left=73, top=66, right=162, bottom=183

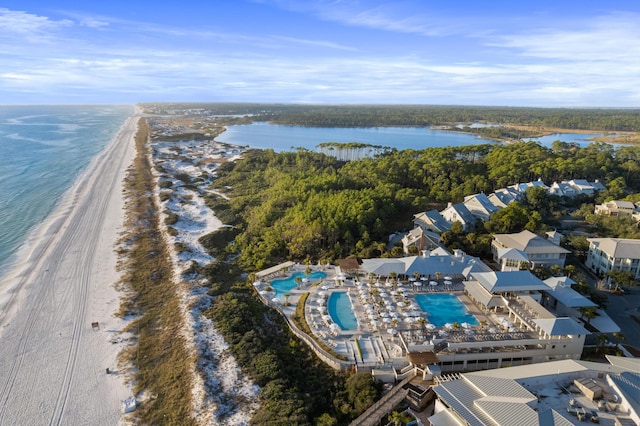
left=142, top=102, right=640, bottom=131
left=206, top=141, right=640, bottom=271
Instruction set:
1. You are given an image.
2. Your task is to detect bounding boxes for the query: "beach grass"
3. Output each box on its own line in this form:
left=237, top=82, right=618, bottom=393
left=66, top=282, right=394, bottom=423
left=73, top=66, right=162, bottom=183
left=117, top=118, right=196, bottom=425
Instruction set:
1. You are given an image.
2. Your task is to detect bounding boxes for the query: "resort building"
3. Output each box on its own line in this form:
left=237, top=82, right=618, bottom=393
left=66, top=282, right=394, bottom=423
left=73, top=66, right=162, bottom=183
left=492, top=230, right=570, bottom=269
left=463, top=193, right=499, bottom=222
left=508, top=179, right=549, bottom=195
left=495, top=247, right=529, bottom=271
left=440, top=202, right=477, bottom=231
left=413, top=210, right=451, bottom=234
left=594, top=200, right=638, bottom=218
left=430, top=357, right=640, bottom=426
left=585, top=238, right=640, bottom=280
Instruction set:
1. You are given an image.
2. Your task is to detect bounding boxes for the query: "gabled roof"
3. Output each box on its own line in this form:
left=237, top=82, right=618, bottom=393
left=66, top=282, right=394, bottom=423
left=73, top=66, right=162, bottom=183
left=471, top=270, right=550, bottom=293
left=493, top=230, right=570, bottom=255
left=587, top=238, right=640, bottom=259
left=534, top=317, right=589, bottom=336
left=543, top=277, right=598, bottom=308
left=360, top=258, right=405, bottom=276
left=402, top=227, right=441, bottom=249
left=610, top=200, right=636, bottom=209
left=464, top=193, right=499, bottom=212
left=413, top=209, right=451, bottom=233
left=496, top=247, right=529, bottom=262
left=441, top=202, right=476, bottom=225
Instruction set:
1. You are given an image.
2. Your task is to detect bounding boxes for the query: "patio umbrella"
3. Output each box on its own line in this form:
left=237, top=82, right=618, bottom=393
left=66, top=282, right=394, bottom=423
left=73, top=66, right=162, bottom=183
left=444, top=276, right=453, bottom=280
left=371, top=320, right=381, bottom=327
left=461, top=322, right=470, bottom=329
left=272, top=298, right=280, bottom=303
left=387, top=328, right=398, bottom=335
left=405, top=317, right=416, bottom=323
left=444, top=280, right=452, bottom=286
left=444, top=323, right=453, bottom=330
left=383, top=317, right=392, bottom=324
left=426, top=323, right=436, bottom=331
left=380, top=312, right=390, bottom=318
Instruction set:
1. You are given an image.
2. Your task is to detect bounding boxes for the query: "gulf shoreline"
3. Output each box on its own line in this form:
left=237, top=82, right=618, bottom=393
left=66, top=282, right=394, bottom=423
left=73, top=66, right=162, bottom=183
left=0, top=107, right=139, bottom=424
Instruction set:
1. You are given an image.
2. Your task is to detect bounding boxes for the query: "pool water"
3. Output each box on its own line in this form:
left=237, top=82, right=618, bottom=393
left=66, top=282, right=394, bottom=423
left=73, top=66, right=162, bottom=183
left=415, top=293, right=478, bottom=327
left=270, top=271, right=327, bottom=300
left=328, top=292, right=358, bottom=331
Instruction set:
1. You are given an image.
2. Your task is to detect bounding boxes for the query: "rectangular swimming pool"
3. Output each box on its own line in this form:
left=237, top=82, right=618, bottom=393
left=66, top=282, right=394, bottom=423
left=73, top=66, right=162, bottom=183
left=415, top=293, right=478, bottom=327
left=328, top=292, right=358, bottom=331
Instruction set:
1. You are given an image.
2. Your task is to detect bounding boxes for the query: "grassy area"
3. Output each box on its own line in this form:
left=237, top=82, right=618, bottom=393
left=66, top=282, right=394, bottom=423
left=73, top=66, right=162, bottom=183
left=117, top=118, right=196, bottom=425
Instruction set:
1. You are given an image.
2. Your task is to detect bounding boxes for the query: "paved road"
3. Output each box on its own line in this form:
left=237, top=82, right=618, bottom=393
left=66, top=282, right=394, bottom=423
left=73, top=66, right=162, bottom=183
left=605, top=287, right=640, bottom=350
left=0, top=116, right=137, bottom=425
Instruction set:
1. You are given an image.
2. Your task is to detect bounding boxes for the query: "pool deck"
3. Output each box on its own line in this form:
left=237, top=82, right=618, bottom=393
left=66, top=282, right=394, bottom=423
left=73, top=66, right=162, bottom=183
left=254, top=264, right=511, bottom=366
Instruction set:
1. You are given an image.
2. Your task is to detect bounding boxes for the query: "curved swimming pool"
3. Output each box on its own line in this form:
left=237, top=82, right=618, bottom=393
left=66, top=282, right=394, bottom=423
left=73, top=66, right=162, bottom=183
left=415, top=293, right=478, bottom=327
left=328, top=292, right=358, bottom=331
left=270, top=271, right=326, bottom=300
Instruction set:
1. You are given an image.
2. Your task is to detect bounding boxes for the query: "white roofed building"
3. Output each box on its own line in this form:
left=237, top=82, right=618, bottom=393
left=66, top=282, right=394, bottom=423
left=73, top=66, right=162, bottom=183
left=492, top=230, right=570, bottom=269
left=440, top=202, right=477, bottom=231
left=594, top=200, right=638, bottom=218
left=463, top=193, right=499, bottom=222
left=585, top=238, right=640, bottom=280
left=430, top=357, right=640, bottom=426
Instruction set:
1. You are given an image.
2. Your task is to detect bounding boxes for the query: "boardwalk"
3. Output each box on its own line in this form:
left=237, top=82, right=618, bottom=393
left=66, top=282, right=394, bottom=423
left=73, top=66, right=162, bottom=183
left=349, top=375, right=415, bottom=426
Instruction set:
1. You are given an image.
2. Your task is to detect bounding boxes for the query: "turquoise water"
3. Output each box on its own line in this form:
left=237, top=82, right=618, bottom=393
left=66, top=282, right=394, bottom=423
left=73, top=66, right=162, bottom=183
left=328, top=292, right=358, bottom=331
left=415, top=293, right=478, bottom=327
left=0, top=105, right=133, bottom=275
left=270, top=271, right=327, bottom=300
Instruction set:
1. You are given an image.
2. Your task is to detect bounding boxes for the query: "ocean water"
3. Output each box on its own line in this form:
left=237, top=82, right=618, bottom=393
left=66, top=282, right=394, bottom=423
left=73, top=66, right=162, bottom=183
left=0, top=105, right=133, bottom=275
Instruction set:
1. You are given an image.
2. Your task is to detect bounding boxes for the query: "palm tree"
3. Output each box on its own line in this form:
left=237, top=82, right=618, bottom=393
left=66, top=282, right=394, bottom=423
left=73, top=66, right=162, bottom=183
left=453, top=322, right=461, bottom=333
left=389, top=411, right=404, bottom=426
left=612, top=332, right=625, bottom=344
left=564, top=264, right=576, bottom=278
left=294, top=276, right=303, bottom=289
left=596, top=334, right=609, bottom=354
left=283, top=293, right=291, bottom=306
left=435, top=271, right=442, bottom=282
left=480, top=319, right=487, bottom=332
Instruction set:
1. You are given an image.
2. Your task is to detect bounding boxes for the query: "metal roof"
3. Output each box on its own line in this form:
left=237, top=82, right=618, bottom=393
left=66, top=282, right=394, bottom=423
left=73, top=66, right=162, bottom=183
left=471, top=270, right=550, bottom=293
left=587, top=238, right=640, bottom=259
left=493, top=230, right=570, bottom=255
left=543, top=277, right=597, bottom=308
left=534, top=317, right=589, bottom=336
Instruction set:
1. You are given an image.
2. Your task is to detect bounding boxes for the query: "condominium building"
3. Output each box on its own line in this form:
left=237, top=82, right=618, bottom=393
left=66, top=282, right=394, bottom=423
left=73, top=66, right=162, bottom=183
left=585, top=238, right=640, bottom=280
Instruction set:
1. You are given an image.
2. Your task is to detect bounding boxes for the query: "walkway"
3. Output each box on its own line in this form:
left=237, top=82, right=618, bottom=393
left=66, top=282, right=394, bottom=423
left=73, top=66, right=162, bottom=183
left=349, top=374, right=415, bottom=426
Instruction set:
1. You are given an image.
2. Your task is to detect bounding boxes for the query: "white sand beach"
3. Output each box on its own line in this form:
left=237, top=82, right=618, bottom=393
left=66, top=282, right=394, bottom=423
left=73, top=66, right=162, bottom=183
left=0, top=111, right=138, bottom=425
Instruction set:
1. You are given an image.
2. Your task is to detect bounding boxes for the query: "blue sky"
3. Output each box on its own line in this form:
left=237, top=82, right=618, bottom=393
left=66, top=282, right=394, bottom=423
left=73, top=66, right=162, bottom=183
left=2, top=0, right=639, bottom=106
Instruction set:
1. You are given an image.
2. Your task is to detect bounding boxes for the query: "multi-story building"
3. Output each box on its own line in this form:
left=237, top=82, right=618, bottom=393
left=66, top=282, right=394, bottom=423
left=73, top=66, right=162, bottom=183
left=585, top=238, right=640, bottom=280
left=594, top=200, right=637, bottom=217
left=492, top=230, right=570, bottom=269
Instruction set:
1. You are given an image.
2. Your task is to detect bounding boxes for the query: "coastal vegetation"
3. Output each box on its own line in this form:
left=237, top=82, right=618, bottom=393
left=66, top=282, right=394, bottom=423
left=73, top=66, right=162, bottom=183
left=117, top=119, right=196, bottom=424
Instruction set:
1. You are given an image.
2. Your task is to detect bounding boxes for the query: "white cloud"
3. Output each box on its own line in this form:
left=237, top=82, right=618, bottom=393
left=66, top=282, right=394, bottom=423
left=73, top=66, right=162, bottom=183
left=0, top=8, right=72, bottom=41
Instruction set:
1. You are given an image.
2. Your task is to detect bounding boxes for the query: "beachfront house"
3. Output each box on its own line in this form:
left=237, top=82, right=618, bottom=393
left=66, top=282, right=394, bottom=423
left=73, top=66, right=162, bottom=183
left=492, top=230, right=570, bottom=269
left=585, top=237, right=640, bottom=280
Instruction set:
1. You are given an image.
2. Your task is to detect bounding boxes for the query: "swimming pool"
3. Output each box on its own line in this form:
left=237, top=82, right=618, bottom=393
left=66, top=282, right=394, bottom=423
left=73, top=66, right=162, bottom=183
left=415, top=293, right=478, bottom=327
left=270, top=271, right=327, bottom=300
left=328, top=292, right=358, bottom=330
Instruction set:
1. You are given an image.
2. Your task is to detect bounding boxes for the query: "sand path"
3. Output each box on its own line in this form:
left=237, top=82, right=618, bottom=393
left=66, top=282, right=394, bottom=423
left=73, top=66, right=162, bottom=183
left=0, top=112, right=138, bottom=425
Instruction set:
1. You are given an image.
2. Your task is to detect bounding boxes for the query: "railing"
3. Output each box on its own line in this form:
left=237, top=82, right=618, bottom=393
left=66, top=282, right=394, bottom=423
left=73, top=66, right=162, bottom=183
left=348, top=374, right=416, bottom=426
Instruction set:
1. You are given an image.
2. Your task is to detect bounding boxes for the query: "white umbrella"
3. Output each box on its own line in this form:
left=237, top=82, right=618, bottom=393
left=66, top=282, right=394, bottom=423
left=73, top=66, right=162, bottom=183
left=382, top=317, right=392, bottom=323
left=387, top=328, right=398, bottom=335
left=318, top=291, right=327, bottom=296
left=379, top=292, right=389, bottom=298
left=368, top=314, right=378, bottom=320
left=414, top=282, right=422, bottom=287
left=272, top=297, right=280, bottom=303
left=317, top=306, right=327, bottom=312
left=330, top=323, right=341, bottom=331
left=426, top=323, right=436, bottom=331
left=370, top=320, right=381, bottom=327
left=438, top=330, right=449, bottom=337
left=364, top=303, right=373, bottom=309
left=429, top=281, right=438, bottom=286
left=380, top=311, right=390, bottom=318
left=461, top=322, right=470, bottom=329
left=444, top=276, right=453, bottom=280
left=259, top=290, right=268, bottom=295
left=405, top=317, right=416, bottom=323
left=444, top=280, right=452, bottom=286
left=444, top=323, right=453, bottom=330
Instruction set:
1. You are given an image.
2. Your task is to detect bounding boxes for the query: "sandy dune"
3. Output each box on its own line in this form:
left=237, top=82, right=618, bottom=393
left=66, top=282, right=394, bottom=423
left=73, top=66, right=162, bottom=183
left=0, top=112, right=138, bottom=425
